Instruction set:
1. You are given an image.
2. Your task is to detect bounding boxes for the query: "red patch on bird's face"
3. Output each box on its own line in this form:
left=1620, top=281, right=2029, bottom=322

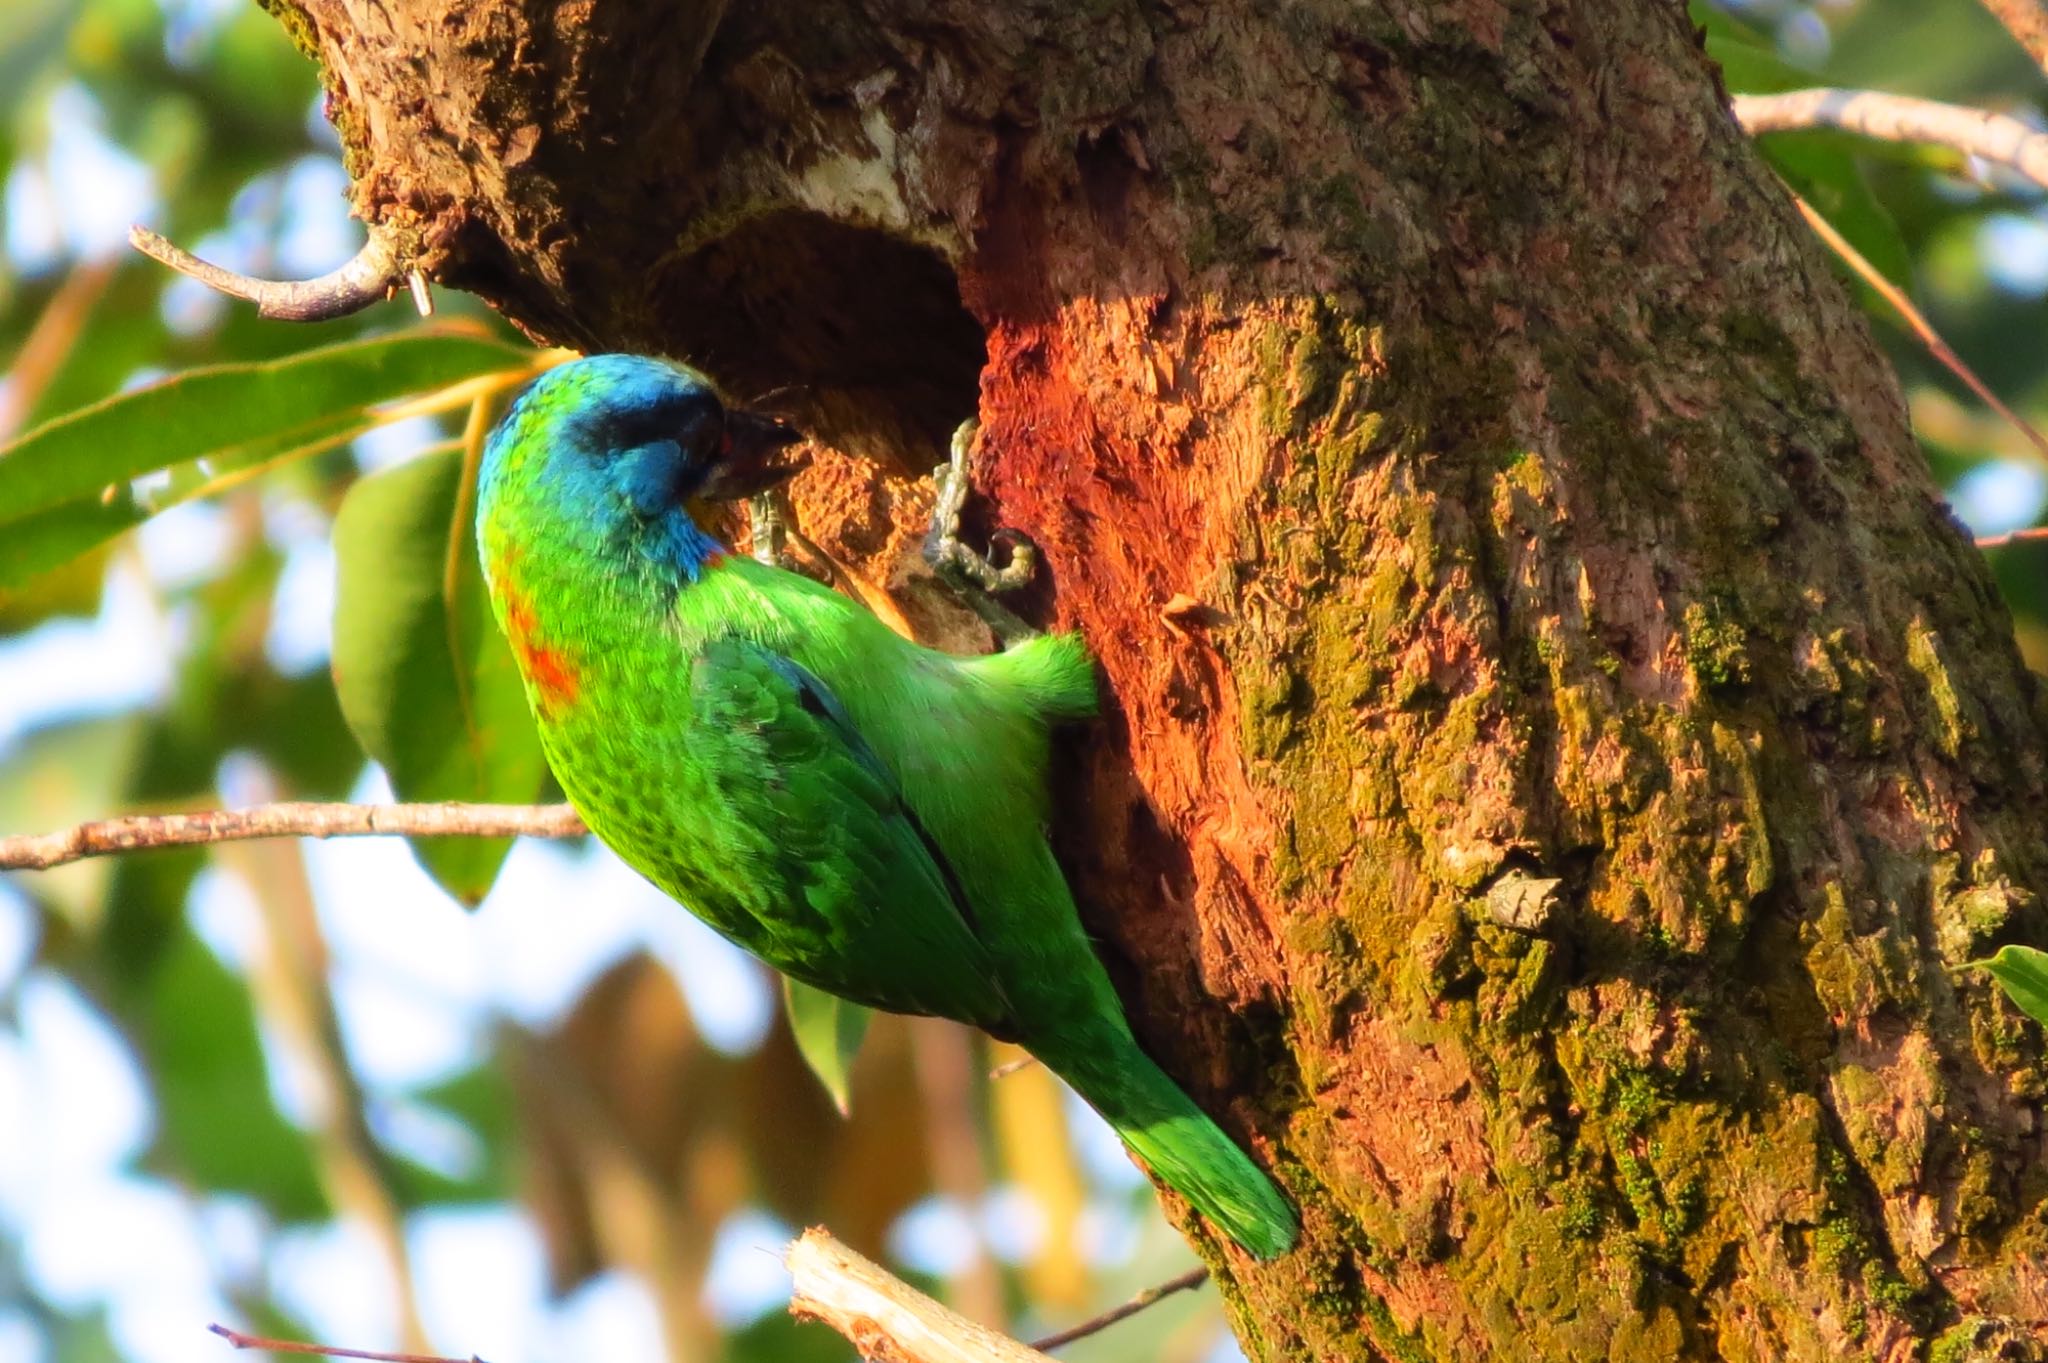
left=499, top=577, right=581, bottom=717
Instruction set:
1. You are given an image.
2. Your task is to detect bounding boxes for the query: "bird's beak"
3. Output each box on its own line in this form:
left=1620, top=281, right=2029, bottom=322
left=697, top=410, right=808, bottom=501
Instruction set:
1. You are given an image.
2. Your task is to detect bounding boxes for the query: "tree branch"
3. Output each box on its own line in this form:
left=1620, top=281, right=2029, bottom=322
left=1974, top=525, right=2048, bottom=548
left=127, top=224, right=426, bottom=322
left=786, top=1229, right=1053, bottom=1363
left=208, top=1323, right=477, bottom=1363
left=1777, top=189, right=2048, bottom=469
left=0, top=801, right=585, bottom=871
left=1028, top=1268, right=1209, bottom=1353
left=1730, top=88, right=2048, bottom=191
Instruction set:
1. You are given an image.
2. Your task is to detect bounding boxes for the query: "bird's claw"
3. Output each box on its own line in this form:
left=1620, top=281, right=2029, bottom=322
left=749, top=489, right=833, bottom=585
left=749, top=489, right=793, bottom=569
left=924, top=419, right=1040, bottom=645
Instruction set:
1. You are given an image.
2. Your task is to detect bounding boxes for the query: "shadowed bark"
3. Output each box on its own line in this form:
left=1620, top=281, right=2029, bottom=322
left=266, top=0, right=2048, bottom=1356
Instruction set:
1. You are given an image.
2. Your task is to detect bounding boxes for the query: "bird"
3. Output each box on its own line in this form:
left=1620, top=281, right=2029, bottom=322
left=474, top=353, right=1298, bottom=1259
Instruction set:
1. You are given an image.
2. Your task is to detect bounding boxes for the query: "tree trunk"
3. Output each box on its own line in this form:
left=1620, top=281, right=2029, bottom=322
left=272, top=0, right=2048, bottom=1356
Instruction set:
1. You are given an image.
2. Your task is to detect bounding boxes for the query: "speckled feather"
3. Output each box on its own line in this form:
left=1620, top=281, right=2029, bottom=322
left=476, top=355, right=1297, bottom=1258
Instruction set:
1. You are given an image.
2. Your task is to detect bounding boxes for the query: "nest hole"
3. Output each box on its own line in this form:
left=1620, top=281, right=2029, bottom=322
left=650, top=210, right=987, bottom=471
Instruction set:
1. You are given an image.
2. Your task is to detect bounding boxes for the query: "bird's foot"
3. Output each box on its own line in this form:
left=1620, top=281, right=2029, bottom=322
left=748, top=489, right=794, bottom=569
left=924, top=419, right=1039, bottom=646
left=749, top=488, right=855, bottom=587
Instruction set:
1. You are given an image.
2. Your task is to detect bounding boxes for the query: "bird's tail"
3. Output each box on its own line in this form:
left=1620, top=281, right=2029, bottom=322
left=1051, top=1031, right=1298, bottom=1260
left=977, top=630, right=1098, bottom=721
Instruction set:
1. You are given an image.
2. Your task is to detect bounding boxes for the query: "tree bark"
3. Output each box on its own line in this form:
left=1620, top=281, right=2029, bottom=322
left=268, top=0, right=2048, bottom=1356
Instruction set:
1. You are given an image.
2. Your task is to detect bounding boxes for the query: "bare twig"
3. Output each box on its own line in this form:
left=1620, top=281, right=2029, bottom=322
left=209, top=1323, right=478, bottom=1363
left=0, top=801, right=584, bottom=871
left=128, top=224, right=404, bottom=322
left=1975, top=525, right=2048, bottom=548
left=1978, top=0, right=2048, bottom=80
left=786, top=1229, right=1054, bottom=1363
left=988, top=1055, right=1038, bottom=1080
left=1731, top=88, right=2048, bottom=191
left=1783, top=191, right=2048, bottom=469
left=1029, top=1268, right=1211, bottom=1353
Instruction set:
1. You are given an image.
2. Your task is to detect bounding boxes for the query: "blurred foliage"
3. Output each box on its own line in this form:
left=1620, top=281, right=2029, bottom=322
left=4, top=2, right=2048, bottom=1363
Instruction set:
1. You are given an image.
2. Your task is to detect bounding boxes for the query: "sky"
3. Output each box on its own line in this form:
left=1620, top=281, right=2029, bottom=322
left=6, top=5, right=2048, bottom=1363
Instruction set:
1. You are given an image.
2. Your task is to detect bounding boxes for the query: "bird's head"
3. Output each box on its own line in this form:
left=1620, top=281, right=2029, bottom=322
left=479, top=354, right=804, bottom=548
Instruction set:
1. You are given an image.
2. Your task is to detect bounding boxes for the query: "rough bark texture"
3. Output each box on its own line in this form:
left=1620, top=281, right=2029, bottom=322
left=270, top=0, right=2048, bottom=1357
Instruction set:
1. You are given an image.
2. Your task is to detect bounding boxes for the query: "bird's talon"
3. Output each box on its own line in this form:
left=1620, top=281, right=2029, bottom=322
left=924, top=419, right=1039, bottom=645
left=748, top=490, right=803, bottom=572
left=747, top=492, right=782, bottom=566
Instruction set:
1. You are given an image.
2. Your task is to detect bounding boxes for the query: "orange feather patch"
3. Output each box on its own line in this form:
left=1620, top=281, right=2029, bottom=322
left=499, top=575, right=581, bottom=715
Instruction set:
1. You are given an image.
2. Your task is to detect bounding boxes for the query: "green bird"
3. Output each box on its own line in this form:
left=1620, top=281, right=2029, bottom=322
left=476, top=354, right=1297, bottom=1259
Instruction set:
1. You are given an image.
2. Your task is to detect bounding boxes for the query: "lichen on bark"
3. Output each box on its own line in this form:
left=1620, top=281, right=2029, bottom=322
left=262, top=0, right=2048, bottom=1357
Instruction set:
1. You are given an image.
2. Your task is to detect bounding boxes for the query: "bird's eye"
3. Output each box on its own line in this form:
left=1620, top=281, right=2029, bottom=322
left=671, top=393, right=726, bottom=465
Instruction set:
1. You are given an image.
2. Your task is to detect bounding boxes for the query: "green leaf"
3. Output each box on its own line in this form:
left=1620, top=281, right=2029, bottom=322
left=0, top=493, right=143, bottom=595
left=783, top=976, right=871, bottom=1115
left=0, top=327, right=529, bottom=528
left=1693, top=5, right=1818, bottom=95
left=331, top=443, right=546, bottom=904
left=1971, top=944, right=2048, bottom=1026
left=0, top=533, right=110, bottom=631
left=0, top=409, right=376, bottom=593
left=1759, top=133, right=1917, bottom=291
left=134, top=922, right=332, bottom=1218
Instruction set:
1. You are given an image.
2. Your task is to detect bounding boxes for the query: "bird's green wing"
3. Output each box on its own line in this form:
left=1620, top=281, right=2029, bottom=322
left=679, top=635, right=1011, bottom=1029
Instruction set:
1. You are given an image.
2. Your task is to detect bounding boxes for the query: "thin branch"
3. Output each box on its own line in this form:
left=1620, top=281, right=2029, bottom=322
left=787, top=1228, right=1054, bottom=1363
left=0, top=801, right=584, bottom=871
left=128, top=224, right=404, bottom=322
left=1730, top=88, right=2048, bottom=191
left=1782, top=190, right=2048, bottom=469
left=209, top=1323, right=478, bottom=1363
left=1978, top=0, right=2048, bottom=81
left=1029, top=1268, right=1211, bottom=1353
left=1975, top=525, right=2048, bottom=548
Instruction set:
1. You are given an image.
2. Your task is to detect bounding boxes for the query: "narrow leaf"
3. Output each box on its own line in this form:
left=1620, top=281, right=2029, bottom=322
left=1972, top=944, right=2048, bottom=1026
left=0, top=410, right=373, bottom=593
left=331, top=445, right=546, bottom=903
left=0, top=493, right=145, bottom=592
left=0, top=328, right=529, bottom=526
left=1694, top=5, right=1817, bottom=95
left=784, top=976, right=872, bottom=1115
